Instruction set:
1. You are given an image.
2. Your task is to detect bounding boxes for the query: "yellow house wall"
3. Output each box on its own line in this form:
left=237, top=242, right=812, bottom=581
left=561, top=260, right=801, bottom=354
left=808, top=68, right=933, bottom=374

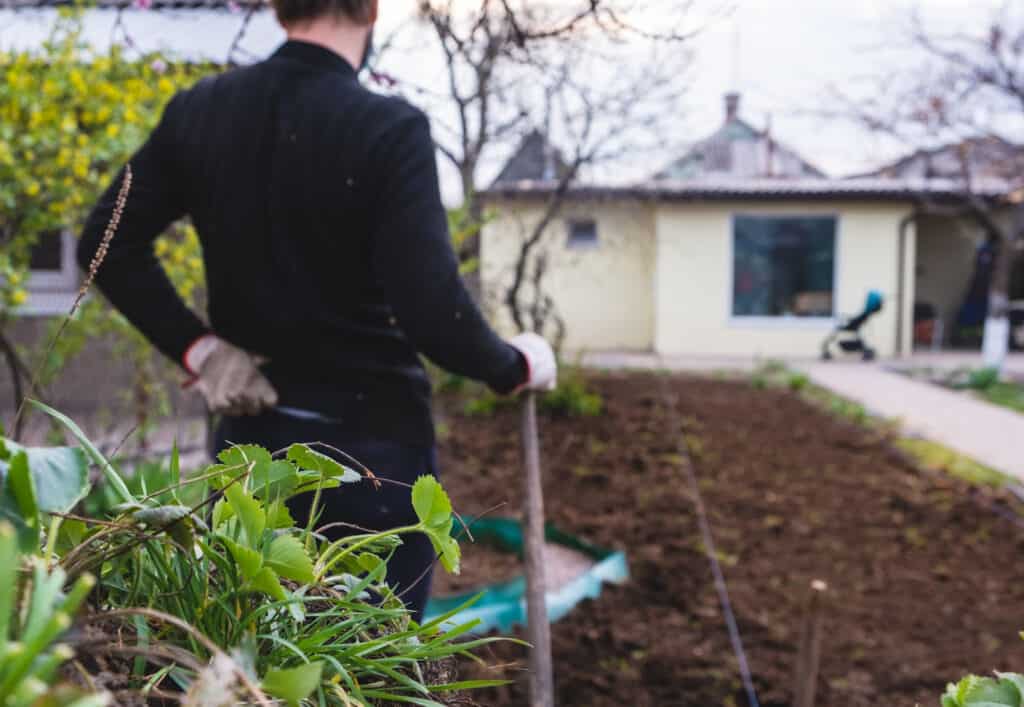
left=480, top=200, right=656, bottom=352
left=653, top=201, right=917, bottom=358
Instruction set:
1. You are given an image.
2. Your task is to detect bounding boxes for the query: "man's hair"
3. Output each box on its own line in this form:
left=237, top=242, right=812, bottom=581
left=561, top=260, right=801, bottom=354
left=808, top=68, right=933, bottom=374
left=272, top=0, right=373, bottom=26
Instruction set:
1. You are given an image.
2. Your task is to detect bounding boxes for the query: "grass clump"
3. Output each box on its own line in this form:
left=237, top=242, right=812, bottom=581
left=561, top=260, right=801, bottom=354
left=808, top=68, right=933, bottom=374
left=540, top=367, right=603, bottom=418
left=896, top=437, right=1014, bottom=488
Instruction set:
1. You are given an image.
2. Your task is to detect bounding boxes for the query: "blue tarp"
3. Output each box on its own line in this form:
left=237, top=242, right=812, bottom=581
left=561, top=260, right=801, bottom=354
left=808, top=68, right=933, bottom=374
left=423, top=518, right=630, bottom=635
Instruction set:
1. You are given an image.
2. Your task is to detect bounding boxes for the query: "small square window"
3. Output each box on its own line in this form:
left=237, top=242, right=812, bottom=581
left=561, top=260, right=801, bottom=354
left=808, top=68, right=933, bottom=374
left=17, top=229, right=80, bottom=316
left=30, top=230, right=65, bottom=272
left=567, top=219, right=598, bottom=249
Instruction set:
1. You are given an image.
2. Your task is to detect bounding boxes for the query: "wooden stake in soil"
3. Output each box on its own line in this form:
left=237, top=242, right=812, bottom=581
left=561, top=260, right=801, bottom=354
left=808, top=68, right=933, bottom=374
left=521, top=391, right=555, bottom=707
left=793, top=579, right=828, bottom=707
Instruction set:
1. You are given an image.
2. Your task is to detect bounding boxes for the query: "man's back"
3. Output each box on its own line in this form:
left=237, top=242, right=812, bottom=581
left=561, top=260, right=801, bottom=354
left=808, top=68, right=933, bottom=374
left=79, top=41, right=524, bottom=445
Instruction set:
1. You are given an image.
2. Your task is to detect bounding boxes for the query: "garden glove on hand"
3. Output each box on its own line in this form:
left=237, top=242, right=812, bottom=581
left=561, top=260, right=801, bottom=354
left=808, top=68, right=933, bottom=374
left=509, top=332, right=558, bottom=392
left=184, top=335, right=278, bottom=416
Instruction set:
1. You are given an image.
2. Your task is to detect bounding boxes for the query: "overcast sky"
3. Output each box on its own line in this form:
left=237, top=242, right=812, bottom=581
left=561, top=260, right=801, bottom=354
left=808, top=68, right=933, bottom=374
left=0, top=0, right=1014, bottom=190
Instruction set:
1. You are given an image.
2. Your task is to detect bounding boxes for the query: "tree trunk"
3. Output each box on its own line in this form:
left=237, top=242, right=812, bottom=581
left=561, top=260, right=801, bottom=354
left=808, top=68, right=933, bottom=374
left=459, top=165, right=483, bottom=303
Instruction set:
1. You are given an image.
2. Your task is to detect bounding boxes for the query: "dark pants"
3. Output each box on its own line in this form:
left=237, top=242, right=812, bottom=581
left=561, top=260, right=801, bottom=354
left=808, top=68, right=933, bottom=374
left=214, top=411, right=438, bottom=621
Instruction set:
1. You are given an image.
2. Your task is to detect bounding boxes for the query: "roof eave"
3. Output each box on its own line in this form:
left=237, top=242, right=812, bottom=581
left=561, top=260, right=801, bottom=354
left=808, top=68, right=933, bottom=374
left=480, top=183, right=1012, bottom=204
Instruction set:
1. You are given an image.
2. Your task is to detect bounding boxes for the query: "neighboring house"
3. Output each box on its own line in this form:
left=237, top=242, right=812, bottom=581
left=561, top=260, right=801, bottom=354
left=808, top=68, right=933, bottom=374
left=480, top=92, right=1020, bottom=359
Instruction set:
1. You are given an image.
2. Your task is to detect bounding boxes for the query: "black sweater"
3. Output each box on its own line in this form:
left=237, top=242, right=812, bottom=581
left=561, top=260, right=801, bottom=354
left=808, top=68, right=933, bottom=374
left=78, top=40, right=525, bottom=446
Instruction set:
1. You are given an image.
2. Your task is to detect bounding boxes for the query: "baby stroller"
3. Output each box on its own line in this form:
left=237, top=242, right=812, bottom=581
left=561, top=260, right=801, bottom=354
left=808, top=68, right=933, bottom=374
left=821, top=291, right=884, bottom=361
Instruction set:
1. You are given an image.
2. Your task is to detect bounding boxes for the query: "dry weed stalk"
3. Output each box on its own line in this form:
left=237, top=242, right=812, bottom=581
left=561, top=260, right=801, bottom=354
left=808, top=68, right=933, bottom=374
left=11, top=165, right=133, bottom=440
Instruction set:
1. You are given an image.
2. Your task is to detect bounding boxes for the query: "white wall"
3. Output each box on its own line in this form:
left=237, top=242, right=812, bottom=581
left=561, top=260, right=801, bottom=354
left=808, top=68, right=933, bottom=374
left=653, top=201, right=916, bottom=358
left=481, top=200, right=656, bottom=353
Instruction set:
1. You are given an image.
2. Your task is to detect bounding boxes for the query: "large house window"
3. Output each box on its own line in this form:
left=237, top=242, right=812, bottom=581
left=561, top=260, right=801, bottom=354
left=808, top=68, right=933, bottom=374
left=732, top=215, right=837, bottom=318
left=567, top=219, right=598, bottom=249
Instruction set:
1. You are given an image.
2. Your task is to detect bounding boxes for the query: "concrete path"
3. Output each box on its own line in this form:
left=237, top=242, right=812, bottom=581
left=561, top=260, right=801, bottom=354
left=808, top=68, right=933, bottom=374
left=797, top=363, right=1024, bottom=480
left=580, top=351, right=1024, bottom=481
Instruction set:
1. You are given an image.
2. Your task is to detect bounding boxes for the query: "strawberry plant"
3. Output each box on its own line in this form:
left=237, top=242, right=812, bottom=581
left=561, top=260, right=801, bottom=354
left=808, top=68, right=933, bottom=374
left=0, top=402, right=508, bottom=705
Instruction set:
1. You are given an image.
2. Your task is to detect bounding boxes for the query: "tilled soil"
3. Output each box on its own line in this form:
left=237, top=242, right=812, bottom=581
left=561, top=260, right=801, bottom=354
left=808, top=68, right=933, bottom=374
left=434, top=372, right=1024, bottom=707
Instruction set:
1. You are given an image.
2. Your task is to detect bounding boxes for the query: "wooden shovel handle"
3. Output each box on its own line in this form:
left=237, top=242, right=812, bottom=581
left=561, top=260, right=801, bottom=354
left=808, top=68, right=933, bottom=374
left=521, top=391, right=555, bottom=707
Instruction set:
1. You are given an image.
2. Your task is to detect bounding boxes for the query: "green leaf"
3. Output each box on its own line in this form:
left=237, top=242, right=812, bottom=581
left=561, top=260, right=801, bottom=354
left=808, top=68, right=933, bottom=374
left=54, top=518, right=87, bottom=557
left=0, top=443, right=88, bottom=551
left=356, top=553, right=383, bottom=574
left=28, top=400, right=133, bottom=504
left=429, top=679, right=513, bottom=692
left=436, top=534, right=461, bottom=575
left=5, top=452, right=38, bottom=530
left=169, top=441, right=181, bottom=489
left=286, top=445, right=361, bottom=483
left=265, top=534, right=315, bottom=585
left=411, top=476, right=451, bottom=530
left=211, top=498, right=233, bottom=532
left=997, top=675, right=1024, bottom=703
left=251, top=461, right=299, bottom=503
left=266, top=501, right=296, bottom=530
left=133, top=505, right=192, bottom=527
left=249, top=566, right=287, bottom=602
left=218, top=444, right=272, bottom=469
left=218, top=445, right=273, bottom=495
left=134, top=505, right=201, bottom=548
left=0, top=497, right=37, bottom=554
left=17, top=445, right=89, bottom=515
left=958, top=676, right=1021, bottom=706
left=261, top=662, right=323, bottom=707
left=224, top=483, right=265, bottom=548
left=222, top=536, right=263, bottom=580
left=0, top=522, right=19, bottom=646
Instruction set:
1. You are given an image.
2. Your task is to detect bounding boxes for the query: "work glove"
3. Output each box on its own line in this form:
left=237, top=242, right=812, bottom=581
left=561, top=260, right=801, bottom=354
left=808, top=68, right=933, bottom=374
left=508, top=332, right=558, bottom=392
left=184, top=335, right=278, bottom=416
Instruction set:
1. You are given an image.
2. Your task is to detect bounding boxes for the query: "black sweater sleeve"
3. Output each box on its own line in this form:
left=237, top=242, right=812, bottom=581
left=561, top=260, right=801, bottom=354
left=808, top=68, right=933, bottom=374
left=368, top=112, right=526, bottom=394
left=76, top=94, right=210, bottom=366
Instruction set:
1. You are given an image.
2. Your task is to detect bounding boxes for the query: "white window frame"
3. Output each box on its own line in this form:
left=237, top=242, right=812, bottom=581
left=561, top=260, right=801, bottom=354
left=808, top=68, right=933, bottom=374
left=566, top=219, right=599, bottom=250
left=21, top=230, right=80, bottom=317
left=727, top=212, right=841, bottom=328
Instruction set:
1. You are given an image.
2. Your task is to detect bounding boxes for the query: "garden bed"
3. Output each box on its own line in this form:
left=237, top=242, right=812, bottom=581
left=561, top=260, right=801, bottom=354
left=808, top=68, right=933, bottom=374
left=435, top=372, right=1024, bottom=707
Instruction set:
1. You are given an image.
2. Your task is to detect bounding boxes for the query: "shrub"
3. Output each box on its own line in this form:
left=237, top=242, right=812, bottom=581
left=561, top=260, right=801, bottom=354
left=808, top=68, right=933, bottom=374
left=966, top=367, right=1000, bottom=391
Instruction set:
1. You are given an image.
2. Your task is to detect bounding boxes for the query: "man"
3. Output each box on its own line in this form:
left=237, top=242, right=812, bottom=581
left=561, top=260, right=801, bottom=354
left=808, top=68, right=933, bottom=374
left=77, top=0, right=556, bottom=620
